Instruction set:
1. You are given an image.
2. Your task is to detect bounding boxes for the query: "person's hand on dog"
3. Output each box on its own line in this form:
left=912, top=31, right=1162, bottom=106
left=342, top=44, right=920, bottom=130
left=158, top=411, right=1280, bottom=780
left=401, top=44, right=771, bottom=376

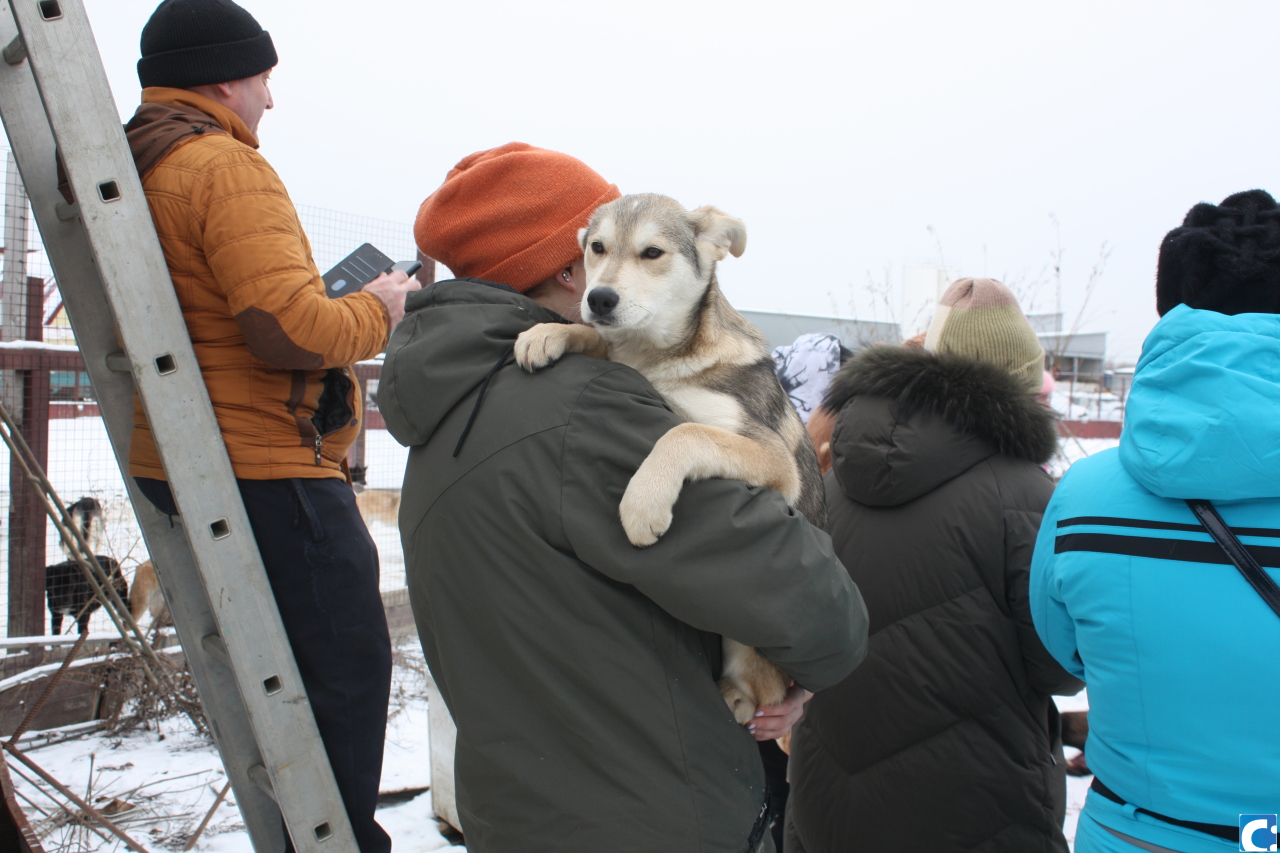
left=362, top=269, right=420, bottom=330
left=746, top=684, right=813, bottom=742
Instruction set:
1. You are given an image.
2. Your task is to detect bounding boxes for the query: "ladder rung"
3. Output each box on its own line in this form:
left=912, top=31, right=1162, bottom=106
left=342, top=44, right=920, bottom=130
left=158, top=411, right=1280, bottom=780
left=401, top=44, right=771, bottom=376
left=201, top=633, right=230, bottom=667
left=248, top=764, right=335, bottom=844
left=3, top=34, right=24, bottom=66
left=54, top=199, right=78, bottom=220
left=247, top=763, right=276, bottom=802
left=104, top=351, right=129, bottom=372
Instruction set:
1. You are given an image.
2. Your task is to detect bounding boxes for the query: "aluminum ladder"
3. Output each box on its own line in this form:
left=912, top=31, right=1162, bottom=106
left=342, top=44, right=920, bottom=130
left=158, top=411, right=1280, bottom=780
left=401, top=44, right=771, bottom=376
left=0, top=1, right=359, bottom=849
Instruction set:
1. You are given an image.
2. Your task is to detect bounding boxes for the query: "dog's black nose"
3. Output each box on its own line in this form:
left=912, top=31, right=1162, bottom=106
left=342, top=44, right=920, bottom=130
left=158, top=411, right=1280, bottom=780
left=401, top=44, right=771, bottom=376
left=587, top=287, right=620, bottom=317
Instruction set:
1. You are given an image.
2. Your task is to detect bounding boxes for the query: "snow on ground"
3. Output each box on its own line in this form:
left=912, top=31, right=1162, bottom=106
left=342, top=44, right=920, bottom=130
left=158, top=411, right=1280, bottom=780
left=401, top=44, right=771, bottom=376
left=1047, top=436, right=1121, bottom=480
left=10, top=640, right=459, bottom=852
left=1050, top=383, right=1126, bottom=422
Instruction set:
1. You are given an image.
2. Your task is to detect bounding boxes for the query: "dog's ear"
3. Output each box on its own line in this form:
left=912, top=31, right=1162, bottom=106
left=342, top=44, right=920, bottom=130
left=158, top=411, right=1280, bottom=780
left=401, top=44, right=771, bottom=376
left=690, top=206, right=747, bottom=261
left=578, top=226, right=589, bottom=251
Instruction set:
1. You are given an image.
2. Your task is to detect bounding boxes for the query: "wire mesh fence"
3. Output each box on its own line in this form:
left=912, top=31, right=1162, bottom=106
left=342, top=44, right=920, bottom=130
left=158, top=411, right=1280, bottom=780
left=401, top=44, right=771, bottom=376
left=0, top=157, right=427, bottom=640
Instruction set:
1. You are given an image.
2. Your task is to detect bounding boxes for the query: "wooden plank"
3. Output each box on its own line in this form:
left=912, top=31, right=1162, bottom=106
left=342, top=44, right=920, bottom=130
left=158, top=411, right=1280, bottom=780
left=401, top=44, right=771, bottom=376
left=6, top=362, right=50, bottom=639
left=0, top=668, right=101, bottom=736
left=0, top=347, right=86, bottom=371
left=381, top=588, right=416, bottom=641
left=1059, top=420, right=1122, bottom=439
left=0, top=746, right=42, bottom=853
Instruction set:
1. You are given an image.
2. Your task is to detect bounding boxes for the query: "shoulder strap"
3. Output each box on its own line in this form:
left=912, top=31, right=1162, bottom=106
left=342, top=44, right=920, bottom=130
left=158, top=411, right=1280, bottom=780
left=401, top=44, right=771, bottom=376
left=1185, top=499, right=1280, bottom=620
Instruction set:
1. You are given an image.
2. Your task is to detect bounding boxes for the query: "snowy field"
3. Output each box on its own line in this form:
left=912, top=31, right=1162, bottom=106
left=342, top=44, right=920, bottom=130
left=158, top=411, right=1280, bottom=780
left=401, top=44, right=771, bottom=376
left=1048, top=436, right=1120, bottom=480
left=1050, top=383, right=1126, bottom=422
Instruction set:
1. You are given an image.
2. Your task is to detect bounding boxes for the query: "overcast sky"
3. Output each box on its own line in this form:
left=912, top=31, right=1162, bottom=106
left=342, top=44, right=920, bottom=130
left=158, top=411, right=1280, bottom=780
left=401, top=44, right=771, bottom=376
left=86, top=0, right=1280, bottom=363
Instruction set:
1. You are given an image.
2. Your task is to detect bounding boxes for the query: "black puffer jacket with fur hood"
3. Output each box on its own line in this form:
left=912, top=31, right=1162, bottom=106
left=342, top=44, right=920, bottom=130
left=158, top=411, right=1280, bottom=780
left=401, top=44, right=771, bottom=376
left=785, top=346, right=1084, bottom=853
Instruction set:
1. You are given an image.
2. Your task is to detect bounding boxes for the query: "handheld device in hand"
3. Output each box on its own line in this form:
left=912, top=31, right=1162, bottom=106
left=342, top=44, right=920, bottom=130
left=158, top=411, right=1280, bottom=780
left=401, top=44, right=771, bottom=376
left=390, top=259, right=423, bottom=278
left=322, top=244, right=424, bottom=298
left=323, top=243, right=394, bottom=298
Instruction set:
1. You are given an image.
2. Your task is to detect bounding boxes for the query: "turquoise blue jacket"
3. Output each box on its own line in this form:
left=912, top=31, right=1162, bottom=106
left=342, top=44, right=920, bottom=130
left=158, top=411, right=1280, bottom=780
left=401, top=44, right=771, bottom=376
left=1031, top=305, right=1280, bottom=852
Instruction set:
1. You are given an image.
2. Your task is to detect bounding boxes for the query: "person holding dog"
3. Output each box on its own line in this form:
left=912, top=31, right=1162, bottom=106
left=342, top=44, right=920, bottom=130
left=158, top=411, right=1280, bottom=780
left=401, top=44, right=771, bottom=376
left=380, top=142, right=868, bottom=853
left=1031, top=190, right=1280, bottom=853
left=784, top=279, right=1083, bottom=853
left=123, top=2, right=418, bottom=850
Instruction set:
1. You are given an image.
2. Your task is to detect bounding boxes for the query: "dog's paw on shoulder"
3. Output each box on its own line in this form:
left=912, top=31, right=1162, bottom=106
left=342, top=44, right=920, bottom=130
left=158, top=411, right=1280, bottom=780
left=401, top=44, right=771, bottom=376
left=718, top=679, right=758, bottom=726
left=514, top=323, right=570, bottom=372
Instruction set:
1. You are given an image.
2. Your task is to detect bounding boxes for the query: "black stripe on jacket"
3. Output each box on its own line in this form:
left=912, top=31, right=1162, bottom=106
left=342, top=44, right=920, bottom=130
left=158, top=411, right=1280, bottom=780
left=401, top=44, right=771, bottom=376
left=1058, top=516, right=1280, bottom=539
left=1054, top=516, right=1280, bottom=568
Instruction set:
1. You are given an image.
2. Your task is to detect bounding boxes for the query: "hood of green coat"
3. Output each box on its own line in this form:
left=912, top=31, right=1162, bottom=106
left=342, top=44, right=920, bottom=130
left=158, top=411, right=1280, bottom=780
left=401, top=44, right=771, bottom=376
left=824, top=346, right=1059, bottom=507
left=379, top=279, right=566, bottom=447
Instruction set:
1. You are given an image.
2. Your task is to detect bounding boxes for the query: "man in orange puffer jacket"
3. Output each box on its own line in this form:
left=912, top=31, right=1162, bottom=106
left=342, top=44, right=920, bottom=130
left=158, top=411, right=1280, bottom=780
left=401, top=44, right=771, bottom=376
left=125, top=2, right=417, bottom=850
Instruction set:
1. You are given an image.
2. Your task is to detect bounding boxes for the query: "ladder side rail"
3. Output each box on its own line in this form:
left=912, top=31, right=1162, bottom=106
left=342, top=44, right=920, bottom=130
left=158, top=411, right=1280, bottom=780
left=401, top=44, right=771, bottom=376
left=2, top=2, right=358, bottom=849
left=0, top=10, right=291, bottom=853
left=129, top=495, right=288, bottom=853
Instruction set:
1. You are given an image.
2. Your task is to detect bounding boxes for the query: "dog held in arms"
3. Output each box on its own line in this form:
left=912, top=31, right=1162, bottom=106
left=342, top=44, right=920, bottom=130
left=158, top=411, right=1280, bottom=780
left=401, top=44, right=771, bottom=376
left=44, top=497, right=128, bottom=635
left=515, top=193, right=825, bottom=723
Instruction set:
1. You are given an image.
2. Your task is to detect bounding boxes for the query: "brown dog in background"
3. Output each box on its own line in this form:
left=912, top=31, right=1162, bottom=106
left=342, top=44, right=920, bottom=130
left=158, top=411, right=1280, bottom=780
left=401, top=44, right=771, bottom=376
left=129, top=560, right=170, bottom=629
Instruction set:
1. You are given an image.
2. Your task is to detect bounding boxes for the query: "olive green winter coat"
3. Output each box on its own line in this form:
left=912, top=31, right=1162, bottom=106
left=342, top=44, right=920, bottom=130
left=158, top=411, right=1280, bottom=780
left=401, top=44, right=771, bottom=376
left=380, top=279, right=868, bottom=853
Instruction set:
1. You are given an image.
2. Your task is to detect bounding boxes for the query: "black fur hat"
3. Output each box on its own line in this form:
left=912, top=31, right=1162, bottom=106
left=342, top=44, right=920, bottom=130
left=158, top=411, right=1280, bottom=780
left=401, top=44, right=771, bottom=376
left=1156, top=189, right=1280, bottom=316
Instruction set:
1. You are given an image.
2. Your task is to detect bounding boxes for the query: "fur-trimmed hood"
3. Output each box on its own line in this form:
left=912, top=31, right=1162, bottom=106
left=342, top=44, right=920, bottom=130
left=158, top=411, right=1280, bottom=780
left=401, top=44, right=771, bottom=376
left=824, top=346, right=1058, bottom=507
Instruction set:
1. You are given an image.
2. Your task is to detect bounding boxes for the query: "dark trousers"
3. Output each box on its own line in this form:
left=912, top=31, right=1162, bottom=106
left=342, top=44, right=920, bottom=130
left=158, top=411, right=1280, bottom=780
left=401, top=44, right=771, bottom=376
left=136, top=477, right=393, bottom=853
left=759, top=739, right=790, bottom=853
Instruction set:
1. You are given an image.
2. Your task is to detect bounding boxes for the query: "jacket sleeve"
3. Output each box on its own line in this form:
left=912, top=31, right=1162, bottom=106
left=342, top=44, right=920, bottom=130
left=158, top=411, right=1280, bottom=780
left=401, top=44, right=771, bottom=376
left=194, top=148, right=389, bottom=369
left=1029, top=486, right=1087, bottom=682
left=1006, top=506, right=1086, bottom=695
left=559, top=366, right=869, bottom=693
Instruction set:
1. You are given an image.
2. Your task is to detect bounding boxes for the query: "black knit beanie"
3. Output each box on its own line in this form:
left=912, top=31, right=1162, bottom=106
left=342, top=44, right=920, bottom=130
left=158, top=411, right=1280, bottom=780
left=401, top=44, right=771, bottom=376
left=1156, top=189, right=1280, bottom=316
left=138, top=0, right=277, bottom=90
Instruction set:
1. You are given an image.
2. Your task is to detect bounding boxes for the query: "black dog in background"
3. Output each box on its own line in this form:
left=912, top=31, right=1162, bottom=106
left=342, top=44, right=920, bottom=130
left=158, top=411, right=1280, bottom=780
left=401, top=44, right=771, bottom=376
left=46, top=555, right=127, bottom=635
left=44, top=497, right=128, bottom=635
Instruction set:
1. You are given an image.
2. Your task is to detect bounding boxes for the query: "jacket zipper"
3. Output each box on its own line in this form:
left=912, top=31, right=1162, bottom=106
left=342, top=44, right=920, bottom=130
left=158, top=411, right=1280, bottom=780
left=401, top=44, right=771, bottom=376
left=314, top=434, right=323, bottom=465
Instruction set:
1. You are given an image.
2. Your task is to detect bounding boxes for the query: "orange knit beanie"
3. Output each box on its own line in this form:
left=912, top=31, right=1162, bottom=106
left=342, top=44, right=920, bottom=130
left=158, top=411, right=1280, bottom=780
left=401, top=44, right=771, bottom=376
left=414, top=142, right=620, bottom=293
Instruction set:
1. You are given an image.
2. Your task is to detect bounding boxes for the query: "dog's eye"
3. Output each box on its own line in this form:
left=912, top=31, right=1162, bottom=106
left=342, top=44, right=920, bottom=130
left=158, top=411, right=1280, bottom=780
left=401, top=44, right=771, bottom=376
left=641, top=247, right=664, bottom=260
left=590, top=241, right=605, bottom=255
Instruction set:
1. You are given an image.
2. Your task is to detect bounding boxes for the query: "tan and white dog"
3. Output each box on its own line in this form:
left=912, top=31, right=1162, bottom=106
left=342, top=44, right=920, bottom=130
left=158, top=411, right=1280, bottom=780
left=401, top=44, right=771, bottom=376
left=129, top=559, right=171, bottom=629
left=515, top=193, right=825, bottom=722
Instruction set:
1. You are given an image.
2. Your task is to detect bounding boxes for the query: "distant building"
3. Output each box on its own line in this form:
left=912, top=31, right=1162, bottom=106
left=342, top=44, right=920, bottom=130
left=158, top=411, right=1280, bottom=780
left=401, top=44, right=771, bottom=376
left=739, top=310, right=900, bottom=352
left=745, top=265, right=1107, bottom=379
left=1025, top=312, right=1107, bottom=381
left=1040, top=331, right=1107, bottom=381
left=1108, top=367, right=1136, bottom=402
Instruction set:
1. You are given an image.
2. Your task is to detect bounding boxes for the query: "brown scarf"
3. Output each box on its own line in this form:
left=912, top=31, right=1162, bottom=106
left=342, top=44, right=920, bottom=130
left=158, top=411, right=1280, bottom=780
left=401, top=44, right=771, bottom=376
left=56, top=102, right=226, bottom=204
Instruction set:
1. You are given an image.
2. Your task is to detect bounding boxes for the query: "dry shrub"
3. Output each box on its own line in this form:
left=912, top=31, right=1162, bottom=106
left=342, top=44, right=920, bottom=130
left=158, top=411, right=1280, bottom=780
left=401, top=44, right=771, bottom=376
left=98, top=650, right=207, bottom=739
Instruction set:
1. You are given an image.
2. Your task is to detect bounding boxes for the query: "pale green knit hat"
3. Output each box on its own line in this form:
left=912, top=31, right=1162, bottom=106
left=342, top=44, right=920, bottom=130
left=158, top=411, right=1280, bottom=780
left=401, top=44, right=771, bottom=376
left=923, top=278, right=1045, bottom=393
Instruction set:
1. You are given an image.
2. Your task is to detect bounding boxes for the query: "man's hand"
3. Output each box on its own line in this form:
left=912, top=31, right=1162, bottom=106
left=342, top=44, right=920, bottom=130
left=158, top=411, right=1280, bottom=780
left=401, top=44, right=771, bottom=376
left=746, top=684, right=813, bottom=742
left=362, top=269, right=421, bottom=330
